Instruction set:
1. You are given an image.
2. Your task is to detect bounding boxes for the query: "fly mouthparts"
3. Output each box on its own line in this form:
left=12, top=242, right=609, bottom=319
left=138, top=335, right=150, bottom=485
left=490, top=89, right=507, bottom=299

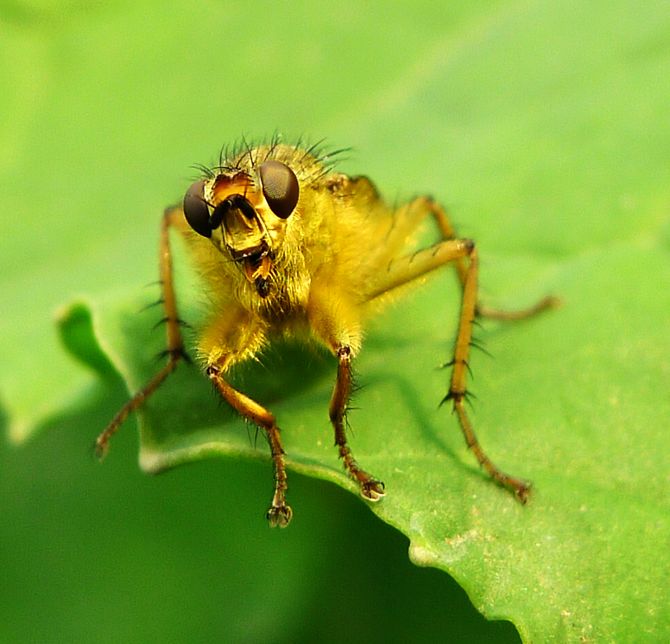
left=254, top=276, right=271, bottom=298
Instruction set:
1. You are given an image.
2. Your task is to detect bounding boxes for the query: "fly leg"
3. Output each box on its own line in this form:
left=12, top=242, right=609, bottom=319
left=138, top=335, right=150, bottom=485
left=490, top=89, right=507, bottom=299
left=365, top=202, right=548, bottom=501
left=330, top=346, right=385, bottom=501
left=422, top=196, right=559, bottom=318
left=445, top=243, right=531, bottom=502
left=95, top=206, right=188, bottom=458
left=206, top=361, right=292, bottom=527
left=307, top=282, right=384, bottom=501
left=389, top=197, right=554, bottom=499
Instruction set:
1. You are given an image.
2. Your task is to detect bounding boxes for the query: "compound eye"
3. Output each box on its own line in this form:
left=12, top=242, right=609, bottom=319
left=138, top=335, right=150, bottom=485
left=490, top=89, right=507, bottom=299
left=183, top=180, right=212, bottom=237
left=259, top=160, right=299, bottom=219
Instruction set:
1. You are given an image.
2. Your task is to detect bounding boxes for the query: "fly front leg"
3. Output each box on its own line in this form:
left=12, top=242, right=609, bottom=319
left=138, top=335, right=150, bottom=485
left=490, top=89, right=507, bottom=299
left=308, top=283, right=384, bottom=501
left=95, top=205, right=188, bottom=458
left=206, top=362, right=292, bottom=527
left=198, top=304, right=293, bottom=527
left=329, top=346, right=385, bottom=501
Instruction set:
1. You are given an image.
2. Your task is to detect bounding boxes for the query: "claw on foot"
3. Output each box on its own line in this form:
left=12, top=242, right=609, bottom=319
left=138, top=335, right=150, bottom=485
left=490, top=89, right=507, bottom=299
left=510, top=479, right=532, bottom=504
left=266, top=504, right=293, bottom=528
left=94, top=438, right=109, bottom=461
left=360, top=479, right=385, bottom=502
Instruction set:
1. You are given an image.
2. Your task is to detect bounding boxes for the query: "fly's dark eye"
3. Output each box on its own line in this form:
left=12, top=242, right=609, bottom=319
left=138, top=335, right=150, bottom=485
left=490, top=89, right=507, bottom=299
left=183, top=180, right=212, bottom=237
left=259, top=160, right=299, bottom=219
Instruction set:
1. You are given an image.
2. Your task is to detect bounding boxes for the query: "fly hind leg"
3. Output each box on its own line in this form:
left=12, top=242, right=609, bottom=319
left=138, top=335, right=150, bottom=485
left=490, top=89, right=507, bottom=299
left=421, top=196, right=560, bottom=318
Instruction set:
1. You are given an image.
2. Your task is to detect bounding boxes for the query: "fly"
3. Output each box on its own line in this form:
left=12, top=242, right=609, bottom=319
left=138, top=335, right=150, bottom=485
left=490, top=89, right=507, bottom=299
left=95, top=138, right=557, bottom=527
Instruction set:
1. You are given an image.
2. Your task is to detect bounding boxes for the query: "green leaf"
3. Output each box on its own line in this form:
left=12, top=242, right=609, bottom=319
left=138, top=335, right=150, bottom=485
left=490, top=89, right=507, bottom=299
left=2, top=1, right=669, bottom=641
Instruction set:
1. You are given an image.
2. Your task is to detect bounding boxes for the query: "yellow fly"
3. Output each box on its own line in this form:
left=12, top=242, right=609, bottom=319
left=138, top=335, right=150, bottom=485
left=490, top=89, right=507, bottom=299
left=96, top=138, right=556, bottom=527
